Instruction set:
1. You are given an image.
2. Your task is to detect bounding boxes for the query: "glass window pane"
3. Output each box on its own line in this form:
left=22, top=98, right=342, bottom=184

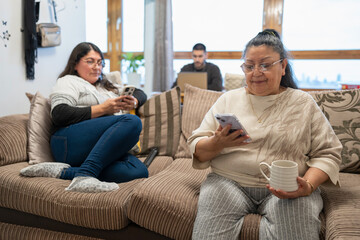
left=282, top=0, right=360, bottom=50
left=172, top=0, right=264, bottom=52
left=175, top=59, right=360, bottom=90
left=103, top=59, right=110, bottom=74
left=85, top=0, right=108, bottom=52
left=290, top=60, right=360, bottom=89
left=123, top=0, right=144, bottom=52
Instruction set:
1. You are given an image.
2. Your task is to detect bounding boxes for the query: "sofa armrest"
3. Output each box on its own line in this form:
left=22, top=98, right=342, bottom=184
left=320, top=172, right=360, bottom=239
left=0, top=114, right=29, bottom=166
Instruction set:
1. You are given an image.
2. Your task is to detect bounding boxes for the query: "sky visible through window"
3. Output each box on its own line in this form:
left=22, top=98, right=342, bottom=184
left=86, top=0, right=360, bottom=89
left=282, top=0, right=360, bottom=88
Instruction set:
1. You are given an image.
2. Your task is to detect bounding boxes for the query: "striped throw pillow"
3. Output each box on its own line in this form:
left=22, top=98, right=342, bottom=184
left=137, top=87, right=181, bottom=157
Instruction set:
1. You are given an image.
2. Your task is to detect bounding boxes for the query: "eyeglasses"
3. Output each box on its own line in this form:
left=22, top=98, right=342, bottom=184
left=241, top=59, right=283, bottom=73
left=82, top=58, right=105, bottom=68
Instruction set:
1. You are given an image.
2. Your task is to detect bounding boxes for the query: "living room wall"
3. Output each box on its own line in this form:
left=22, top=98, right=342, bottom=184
left=0, top=0, right=86, bottom=117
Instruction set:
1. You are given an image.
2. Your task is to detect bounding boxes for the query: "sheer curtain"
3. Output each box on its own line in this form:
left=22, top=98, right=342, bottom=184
left=144, top=0, right=174, bottom=93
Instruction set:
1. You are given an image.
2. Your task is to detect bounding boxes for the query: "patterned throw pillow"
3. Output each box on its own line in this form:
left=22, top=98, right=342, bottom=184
left=27, top=92, right=56, bottom=164
left=137, top=87, right=181, bottom=157
left=0, top=114, right=29, bottom=166
left=309, top=89, right=360, bottom=173
left=174, top=85, right=223, bottom=158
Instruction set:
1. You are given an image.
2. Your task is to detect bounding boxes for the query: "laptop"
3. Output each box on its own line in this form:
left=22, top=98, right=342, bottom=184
left=177, top=72, right=208, bottom=93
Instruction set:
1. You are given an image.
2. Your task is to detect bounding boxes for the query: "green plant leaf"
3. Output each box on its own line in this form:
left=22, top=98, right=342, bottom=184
left=120, top=52, right=144, bottom=73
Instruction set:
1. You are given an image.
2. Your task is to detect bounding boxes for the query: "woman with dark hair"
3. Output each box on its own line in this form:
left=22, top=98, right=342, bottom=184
left=189, top=30, right=342, bottom=239
left=21, top=42, right=148, bottom=193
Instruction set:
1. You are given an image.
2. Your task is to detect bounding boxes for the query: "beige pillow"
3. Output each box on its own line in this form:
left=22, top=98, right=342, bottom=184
left=105, top=71, right=122, bottom=85
left=0, top=114, right=29, bottom=166
left=224, top=73, right=246, bottom=91
left=137, top=87, right=181, bottom=157
left=309, top=89, right=360, bottom=173
left=27, top=92, right=55, bottom=164
left=174, top=85, right=223, bottom=158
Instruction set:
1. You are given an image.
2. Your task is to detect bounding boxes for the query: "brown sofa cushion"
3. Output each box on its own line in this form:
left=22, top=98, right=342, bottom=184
left=128, top=158, right=211, bottom=240
left=0, top=222, right=101, bottom=240
left=175, top=85, right=223, bottom=158
left=27, top=92, right=56, bottom=164
left=309, top=89, right=360, bottom=173
left=0, top=162, right=137, bottom=230
left=0, top=114, right=29, bottom=166
left=0, top=162, right=131, bottom=229
left=0, top=151, right=173, bottom=232
left=137, top=87, right=181, bottom=157
left=321, top=172, right=360, bottom=239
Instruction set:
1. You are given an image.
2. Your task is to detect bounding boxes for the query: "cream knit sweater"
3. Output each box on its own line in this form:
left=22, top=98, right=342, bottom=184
left=188, top=88, right=342, bottom=188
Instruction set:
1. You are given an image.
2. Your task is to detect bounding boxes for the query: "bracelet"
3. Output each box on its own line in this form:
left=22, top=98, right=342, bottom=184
left=305, top=179, right=315, bottom=194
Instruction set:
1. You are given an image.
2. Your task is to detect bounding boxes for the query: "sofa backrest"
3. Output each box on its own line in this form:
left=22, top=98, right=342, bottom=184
left=308, top=89, right=360, bottom=173
left=137, top=87, right=181, bottom=157
left=0, top=74, right=182, bottom=167
left=175, top=85, right=223, bottom=159
left=0, top=114, right=29, bottom=166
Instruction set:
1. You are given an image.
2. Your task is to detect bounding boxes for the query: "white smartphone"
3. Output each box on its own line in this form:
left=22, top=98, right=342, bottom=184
left=215, top=113, right=251, bottom=142
left=121, top=85, right=136, bottom=96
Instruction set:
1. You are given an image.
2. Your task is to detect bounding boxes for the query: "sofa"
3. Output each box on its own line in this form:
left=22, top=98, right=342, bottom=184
left=1, top=82, right=360, bottom=240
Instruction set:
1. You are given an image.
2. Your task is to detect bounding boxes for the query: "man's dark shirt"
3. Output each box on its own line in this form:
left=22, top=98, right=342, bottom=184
left=172, top=62, right=223, bottom=91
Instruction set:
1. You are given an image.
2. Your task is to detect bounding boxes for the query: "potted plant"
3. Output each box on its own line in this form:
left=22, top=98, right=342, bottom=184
left=120, top=52, right=144, bottom=87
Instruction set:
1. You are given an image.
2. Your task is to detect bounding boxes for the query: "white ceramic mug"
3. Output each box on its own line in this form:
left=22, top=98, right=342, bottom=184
left=259, top=160, right=299, bottom=192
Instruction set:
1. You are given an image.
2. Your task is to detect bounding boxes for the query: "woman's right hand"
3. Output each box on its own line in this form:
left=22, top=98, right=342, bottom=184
left=100, top=97, right=124, bottom=114
left=91, top=96, right=133, bottom=118
left=194, top=125, right=250, bottom=162
left=215, top=124, right=251, bottom=148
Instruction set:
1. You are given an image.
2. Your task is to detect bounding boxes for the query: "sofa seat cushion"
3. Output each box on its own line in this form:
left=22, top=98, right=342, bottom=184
left=321, top=172, right=360, bottom=239
left=0, top=222, right=101, bottom=240
left=139, top=156, right=174, bottom=176
left=0, top=156, right=173, bottom=230
left=127, top=158, right=211, bottom=240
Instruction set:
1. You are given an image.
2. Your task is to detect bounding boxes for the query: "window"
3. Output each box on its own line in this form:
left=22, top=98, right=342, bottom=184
left=85, top=0, right=108, bottom=53
left=172, top=0, right=263, bottom=52
left=282, top=0, right=360, bottom=88
left=282, top=0, right=360, bottom=51
left=121, top=0, right=145, bottom=82
left=291, top=60, right=360, bottom=89
left=92, top=0, right=360, bottom=89
left=122, top=0, right=144, bottom=52
left=172, top=0, right=263, bottom=78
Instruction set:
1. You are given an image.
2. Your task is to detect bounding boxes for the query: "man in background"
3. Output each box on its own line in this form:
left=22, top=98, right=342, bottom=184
left=172, top=43, right=223, bottom=91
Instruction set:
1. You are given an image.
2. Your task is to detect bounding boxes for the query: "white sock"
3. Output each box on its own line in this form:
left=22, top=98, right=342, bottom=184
left=20, top=162, right=70, bottom=178
left=65, top=176, right=119, bottom=193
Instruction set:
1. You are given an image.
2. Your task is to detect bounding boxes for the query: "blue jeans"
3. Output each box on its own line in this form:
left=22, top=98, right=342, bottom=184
left=50, top=114, right=148, bottom=183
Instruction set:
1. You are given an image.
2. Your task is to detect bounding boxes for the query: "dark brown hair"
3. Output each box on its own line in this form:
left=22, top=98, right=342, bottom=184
left=243, top=29, right=298, bottom=89
left=58, top=42, right=118, bottom=93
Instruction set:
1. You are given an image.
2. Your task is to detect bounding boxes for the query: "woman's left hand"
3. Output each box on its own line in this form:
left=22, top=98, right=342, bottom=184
left=118, top=95, right=138, bottom=111
left=267, top=176, right=312, bottom=199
